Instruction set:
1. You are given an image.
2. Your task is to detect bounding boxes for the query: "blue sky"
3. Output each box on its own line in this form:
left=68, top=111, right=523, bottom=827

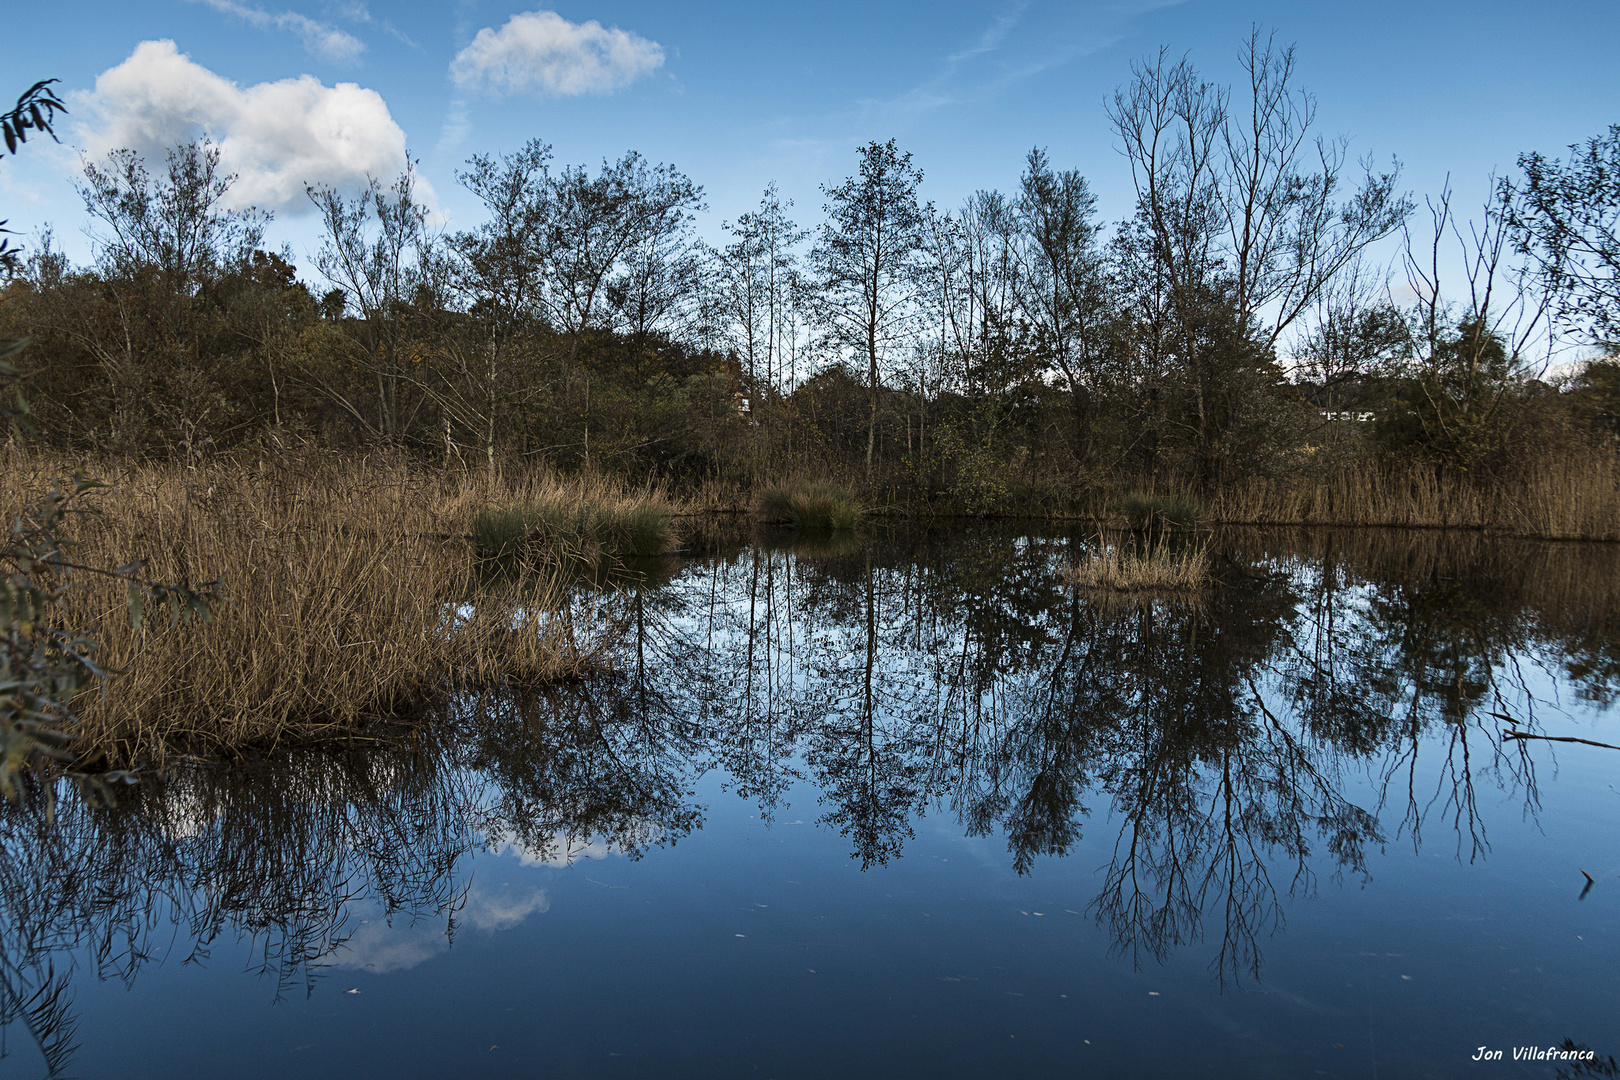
left=5, top=0, right=1618, bottom=274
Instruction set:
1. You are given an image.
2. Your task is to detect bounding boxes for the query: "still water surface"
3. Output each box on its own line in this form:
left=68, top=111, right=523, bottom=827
left=2, top=524, right=1618, bottom=1078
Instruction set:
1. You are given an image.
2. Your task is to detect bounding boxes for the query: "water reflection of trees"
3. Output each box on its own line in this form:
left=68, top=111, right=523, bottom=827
left=4, top=526, right=1618, bottom=1071
left=621, top=524, right=1618, bottom=980
left=0, top=744, right=478, bottom=1075
left=0, top=687, right=708, bottom=1077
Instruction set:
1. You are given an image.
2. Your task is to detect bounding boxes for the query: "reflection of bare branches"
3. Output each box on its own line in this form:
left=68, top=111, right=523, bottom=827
left=0, top=957, right=78, bottom=1078
left=0, top=742, right=478, bottom=1072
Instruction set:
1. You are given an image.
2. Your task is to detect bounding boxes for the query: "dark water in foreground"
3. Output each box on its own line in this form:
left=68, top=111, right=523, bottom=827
left=2, top=524, right=1618, bottom=1079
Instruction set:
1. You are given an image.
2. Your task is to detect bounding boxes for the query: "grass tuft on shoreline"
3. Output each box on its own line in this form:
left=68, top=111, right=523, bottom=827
left=473, top=494, right=675, bottom=571
left=754, top=482, right=861, bottom=530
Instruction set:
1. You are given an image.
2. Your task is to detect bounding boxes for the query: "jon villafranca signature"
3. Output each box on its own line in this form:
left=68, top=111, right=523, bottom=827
left=1472, top=1046, right=1597, bottom=1062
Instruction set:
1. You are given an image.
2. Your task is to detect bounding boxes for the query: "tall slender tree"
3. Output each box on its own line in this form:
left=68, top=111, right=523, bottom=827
left=448, top=139, right=553, bottom=477
left=811, top=140, right=929, bottom=477
left=1016, top=148, right=1113, bottom=464
left=308, top=164, right=432, bottom=443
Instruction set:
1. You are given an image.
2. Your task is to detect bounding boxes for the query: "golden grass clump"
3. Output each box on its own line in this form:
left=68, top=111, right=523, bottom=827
left=1064, top=536, right=1210, bottom=594
left=0, top=450, right=633, bottom=766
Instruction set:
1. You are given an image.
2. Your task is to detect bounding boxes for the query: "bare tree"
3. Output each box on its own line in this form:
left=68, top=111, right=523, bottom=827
left=1395, top=179, right=1555, bottom=471
left=537, top=153, right=703, bottom=371
left=1108, top=30, right=1410, bottom=352
left=1106, top=29, right=1410, bottom=481
left=80, top=141, right=267, bottom=297
left=710, top=183, right=808, bottom=397
left=606, top=177, right=707, bottom=362
left=1293, top=254, right=1408, bottom=418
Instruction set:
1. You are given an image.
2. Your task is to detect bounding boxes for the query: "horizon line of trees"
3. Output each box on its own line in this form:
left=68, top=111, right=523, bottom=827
left=3, top=31, right=1618, bottom=503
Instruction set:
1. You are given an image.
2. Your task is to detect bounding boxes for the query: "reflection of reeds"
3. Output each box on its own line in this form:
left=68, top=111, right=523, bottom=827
left=754, top=482, right=861, bottom=530
left=1064, top=536, right=1209, bottom=593
left=1234, top=524, right=1620, bottom=634
left=0, top=450, right=619, bottom=765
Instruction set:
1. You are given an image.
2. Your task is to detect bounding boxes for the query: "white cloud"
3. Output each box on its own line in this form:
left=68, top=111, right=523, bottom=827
left=450, top=9, right=664, bottom=96
left=462, top=889, right=552, bottom=931
left=191, top=0, right=366, bottom=61
left=73, top=40, right=412, bottom=214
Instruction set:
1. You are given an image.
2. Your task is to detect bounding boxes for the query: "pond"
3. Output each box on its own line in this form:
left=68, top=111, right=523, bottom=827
left=2, top=524, right=1617, bottom=1078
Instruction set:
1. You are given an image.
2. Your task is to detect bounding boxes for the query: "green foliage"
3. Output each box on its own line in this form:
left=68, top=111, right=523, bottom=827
left=0, top=80, right=67, bottom=276
left=1375, top=320, right=1523, bottom=473
left=1512, top=125, right=1620, bottom=347
left=1567, top=356, right=1620, bottom=439
left=932, top=417, right=1011, bottom=515
left=754, top=483, right=861, bottom=530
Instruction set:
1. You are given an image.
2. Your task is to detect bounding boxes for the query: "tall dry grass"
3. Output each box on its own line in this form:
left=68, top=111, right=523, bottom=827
left=0, top=449, right=640, bottom=765
left=1063, top=535, right=1210, bottom=594
left=1206, top=453, right=1620, bottom=539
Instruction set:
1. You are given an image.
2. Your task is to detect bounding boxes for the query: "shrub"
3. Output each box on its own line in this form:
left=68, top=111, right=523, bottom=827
left=473, top=497, right=675, bottom=570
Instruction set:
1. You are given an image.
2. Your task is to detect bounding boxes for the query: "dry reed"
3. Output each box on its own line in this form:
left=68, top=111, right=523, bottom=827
left=0, top=449, right=641, bottom=765
left=1063, top=535, right=1210, bottom=594
left=1205, top=454, right=1620, bottom=539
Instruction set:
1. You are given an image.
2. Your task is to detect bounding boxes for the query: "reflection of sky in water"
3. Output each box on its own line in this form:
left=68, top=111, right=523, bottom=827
left=331, top=888, right=552, bottom=974
left=4, top=526, right=1619, bottom=1078
left=485, top=829, right=622, bottom=868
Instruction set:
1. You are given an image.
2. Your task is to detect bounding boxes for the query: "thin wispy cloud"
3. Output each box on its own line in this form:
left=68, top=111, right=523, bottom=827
left=321, top=0, right=371, bottom=21
left=869, top=0, right=1032, bottom=121
left=869, top=0, right=1190, bottom=122
left=450, top=9, right=664, bottom=97
left=190, top=0, right=365, bottom=61
left=946, top=0, right=1029, bottom=63
left=317, top=0, right=423, bottom=51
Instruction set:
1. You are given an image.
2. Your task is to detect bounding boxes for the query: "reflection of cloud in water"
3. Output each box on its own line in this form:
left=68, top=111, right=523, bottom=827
left=462, top=890, right=551, bottom=931
left=331, top=888, right=550, bottom=973
left=485, top=829, right=618, bottom=867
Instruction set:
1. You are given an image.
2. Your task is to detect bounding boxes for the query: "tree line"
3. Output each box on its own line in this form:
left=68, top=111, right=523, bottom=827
left=3, top=32, right=1618, bottom=509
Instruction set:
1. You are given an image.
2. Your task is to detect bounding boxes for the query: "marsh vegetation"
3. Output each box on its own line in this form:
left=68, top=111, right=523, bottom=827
left=0, top=449, right=647, bottom=765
